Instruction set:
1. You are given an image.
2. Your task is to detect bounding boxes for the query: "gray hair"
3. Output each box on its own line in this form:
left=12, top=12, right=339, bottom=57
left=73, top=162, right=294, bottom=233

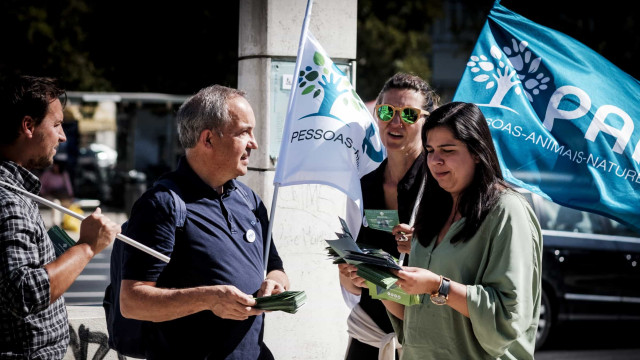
left=177, top=84, right=246, bottom=149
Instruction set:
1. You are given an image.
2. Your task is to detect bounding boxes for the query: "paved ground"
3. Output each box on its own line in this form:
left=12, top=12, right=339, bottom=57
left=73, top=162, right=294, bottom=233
left=535, top=321, right=640, bottom=359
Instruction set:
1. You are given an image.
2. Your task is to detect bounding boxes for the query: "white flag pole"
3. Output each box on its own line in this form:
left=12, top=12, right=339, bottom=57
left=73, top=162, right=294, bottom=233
left=0, top=179, right=170, bottom=263
left=398, top=177, right=425, bottom=266
left=263, top=0, right=314, bottom=275
left=263, top=183, right=280, bottom=276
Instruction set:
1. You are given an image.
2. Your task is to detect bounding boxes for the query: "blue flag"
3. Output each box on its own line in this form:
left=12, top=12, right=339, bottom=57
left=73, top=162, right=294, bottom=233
left=453, top=1, right=640, bottom=232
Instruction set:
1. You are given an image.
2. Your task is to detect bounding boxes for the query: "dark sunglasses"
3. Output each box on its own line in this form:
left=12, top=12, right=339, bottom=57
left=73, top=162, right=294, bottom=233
left=374, top=104, right=428, bottom=124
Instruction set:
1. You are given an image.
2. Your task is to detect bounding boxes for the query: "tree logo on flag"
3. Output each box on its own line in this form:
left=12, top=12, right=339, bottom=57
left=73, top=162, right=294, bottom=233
left=464, top=38, right=552, bottom=114
left=297, top=51, right=369, bottom=123
left=296, top=49, right=384, bottom=164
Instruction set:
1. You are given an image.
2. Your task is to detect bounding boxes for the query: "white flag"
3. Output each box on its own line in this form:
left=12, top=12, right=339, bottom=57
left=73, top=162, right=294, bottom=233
left=274, top=31, right=386, bottom=234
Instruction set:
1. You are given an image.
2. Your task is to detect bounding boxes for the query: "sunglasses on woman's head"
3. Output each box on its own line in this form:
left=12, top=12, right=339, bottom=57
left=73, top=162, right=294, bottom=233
left=374, top=104, right=428, bottom=124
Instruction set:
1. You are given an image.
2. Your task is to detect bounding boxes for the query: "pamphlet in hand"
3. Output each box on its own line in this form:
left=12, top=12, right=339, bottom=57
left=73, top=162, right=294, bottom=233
left=366, top=281, right=421, bottom=306
left=47, top=225, right=76, bottom=257
left=254, top=290, right=307, bottom=314
left=326, top=217, right=419, bottom=306
left=364, top=209, right=399, bottom=233
left=326, top=217, right=401, bottom=290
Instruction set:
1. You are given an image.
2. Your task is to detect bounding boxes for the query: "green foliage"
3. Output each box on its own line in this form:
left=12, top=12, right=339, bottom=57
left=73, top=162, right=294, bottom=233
left=355, top=0, right=444, bottom=101
left=0, top=0, right=111, bottom=90
left=1, top=0, right=636, bottom=95
left=0, top=0, right=239, bottom=93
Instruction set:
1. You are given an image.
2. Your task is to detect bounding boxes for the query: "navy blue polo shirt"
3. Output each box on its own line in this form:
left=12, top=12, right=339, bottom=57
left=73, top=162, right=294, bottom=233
left=122, top=157, right=283, bottom=359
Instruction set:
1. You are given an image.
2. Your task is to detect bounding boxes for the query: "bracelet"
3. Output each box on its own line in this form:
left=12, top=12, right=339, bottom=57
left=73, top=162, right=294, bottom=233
left=433, top=275, right=443, bottom=295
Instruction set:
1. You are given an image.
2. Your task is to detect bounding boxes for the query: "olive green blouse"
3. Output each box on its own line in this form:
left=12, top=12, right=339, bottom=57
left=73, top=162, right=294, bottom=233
left=390, top=190, right=543, bottom=359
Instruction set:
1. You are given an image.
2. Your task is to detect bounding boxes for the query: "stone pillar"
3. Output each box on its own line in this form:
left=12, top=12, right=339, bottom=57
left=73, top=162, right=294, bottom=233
left=238, top=1, right=358, bottom=359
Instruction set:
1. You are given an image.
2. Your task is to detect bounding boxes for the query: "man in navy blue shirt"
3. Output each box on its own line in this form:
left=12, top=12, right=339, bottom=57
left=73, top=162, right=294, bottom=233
left=119, top=85, right=289, bottom=359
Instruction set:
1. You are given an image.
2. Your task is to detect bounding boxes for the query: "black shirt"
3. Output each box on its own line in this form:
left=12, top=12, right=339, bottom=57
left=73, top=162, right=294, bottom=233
left=356, top=152, right=425, bottom=333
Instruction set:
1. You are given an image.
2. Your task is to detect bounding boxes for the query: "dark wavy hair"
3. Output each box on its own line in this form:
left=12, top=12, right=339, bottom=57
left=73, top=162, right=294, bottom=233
left=0, top=75, right=67, bottom=145
left=413, top=102, right=510, bottom=246
left=375, top=72, right=439, bottom=114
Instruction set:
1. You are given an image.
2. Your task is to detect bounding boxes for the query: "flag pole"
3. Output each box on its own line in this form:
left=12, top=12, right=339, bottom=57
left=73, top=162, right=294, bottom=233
left=263, top=0, right=314, bottom=275
left=398, top=177, right=425, bottom=266
left=263, top=183, right=280, bottom=276
left=0, top=179, right=170, bottom=263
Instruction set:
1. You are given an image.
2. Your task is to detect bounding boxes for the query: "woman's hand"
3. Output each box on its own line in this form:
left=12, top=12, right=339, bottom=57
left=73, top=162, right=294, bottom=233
left=393, top=266, right=440, bottom=295
left=338, top=263, right=367, bottom=288
left=392, top=223, right=414, bottom=254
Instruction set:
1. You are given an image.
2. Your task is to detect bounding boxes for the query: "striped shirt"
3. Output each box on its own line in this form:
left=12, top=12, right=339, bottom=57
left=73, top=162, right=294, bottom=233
left=0, top=160, right=69, bottom=359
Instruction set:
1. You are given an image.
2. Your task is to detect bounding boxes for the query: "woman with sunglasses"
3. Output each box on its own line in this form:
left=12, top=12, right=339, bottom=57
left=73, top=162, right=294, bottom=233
left=384, top=102, right=542, bottom=359
left=339, top=72, right=439, bottom=360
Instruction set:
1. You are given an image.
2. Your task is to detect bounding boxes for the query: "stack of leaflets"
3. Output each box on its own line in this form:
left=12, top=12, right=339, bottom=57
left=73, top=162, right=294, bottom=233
left=367, top=281, right=422, bottom=306
left=326, top=217, right=420, bottom=306
left=254, top=290, right=307, bottom=314
left=356, top=264, right=399, bottom=290
left=47, top=225, right=76, bottom=257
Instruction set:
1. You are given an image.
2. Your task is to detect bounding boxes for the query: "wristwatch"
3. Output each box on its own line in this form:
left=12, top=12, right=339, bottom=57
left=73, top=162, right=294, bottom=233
left=430, top=276, right=451, bottom=305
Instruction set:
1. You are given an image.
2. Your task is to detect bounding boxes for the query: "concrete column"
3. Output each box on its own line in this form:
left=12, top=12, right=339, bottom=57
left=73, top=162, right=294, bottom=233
left=238, top=1, right=358, bottom=359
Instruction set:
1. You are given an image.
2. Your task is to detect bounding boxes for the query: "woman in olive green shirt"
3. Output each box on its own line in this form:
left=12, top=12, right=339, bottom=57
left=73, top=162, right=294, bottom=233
left=385, top=102, right=543, bottom=359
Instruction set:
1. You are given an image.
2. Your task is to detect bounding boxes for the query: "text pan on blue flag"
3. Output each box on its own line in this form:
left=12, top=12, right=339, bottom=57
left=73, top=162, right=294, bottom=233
left=453, top=0, right=640, bottom=232
left=274, top=31, right=386, bottom=236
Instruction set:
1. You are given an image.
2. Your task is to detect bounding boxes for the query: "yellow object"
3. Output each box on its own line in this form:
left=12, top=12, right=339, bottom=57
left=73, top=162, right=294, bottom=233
left=62, top=204, right=84, bottom=232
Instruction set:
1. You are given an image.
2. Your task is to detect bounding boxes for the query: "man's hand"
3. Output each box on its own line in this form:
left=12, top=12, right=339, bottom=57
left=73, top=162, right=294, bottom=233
left=77, top=208, right=121, bottom=256
left=46, top=207, right=120, bottom=302
left=208, top=285, right=264, bottom=320
left=257, top=278, right=285, bottom=297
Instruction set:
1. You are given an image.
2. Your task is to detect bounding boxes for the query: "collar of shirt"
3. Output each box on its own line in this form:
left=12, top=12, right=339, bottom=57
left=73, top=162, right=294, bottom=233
left=0, top=160, right=42, bottom=194
left=173, top=156, right=238, bottom=199
left=366, top=151, right=425, bottom=192
left=398, top=151, right=425, bottom=192
left=361, top=151, right=426, bottom=224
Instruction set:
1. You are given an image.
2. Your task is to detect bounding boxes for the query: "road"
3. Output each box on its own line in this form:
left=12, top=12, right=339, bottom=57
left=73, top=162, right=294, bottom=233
left=63, top=248, right=112, bottom=305
left=535, top=321, right=640, bottom=359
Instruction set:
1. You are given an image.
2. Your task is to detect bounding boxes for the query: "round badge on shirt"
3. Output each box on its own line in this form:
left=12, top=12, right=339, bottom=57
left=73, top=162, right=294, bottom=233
left=245, top=229, right=256, bottom=243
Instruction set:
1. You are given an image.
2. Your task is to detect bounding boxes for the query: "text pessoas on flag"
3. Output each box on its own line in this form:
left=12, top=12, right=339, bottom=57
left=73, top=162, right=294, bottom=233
left=453, top=0, right=640, bottom=232
left=274, top=31, right=386, bottom=225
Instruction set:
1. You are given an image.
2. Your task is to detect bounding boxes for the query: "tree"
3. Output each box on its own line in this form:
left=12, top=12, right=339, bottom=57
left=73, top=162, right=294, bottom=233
left=2, top=0, right=636, bottom=95
left=0, top=0, right=111, bottom=90
left=86, top=0, right=239, bottom=93
left=1, top=0, right=239, bottom=93
left=355, top=0, right=444, bottom=101
left=298, top=52, right=367, bottom=121
left=465, top=41, right=550, bottom=111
